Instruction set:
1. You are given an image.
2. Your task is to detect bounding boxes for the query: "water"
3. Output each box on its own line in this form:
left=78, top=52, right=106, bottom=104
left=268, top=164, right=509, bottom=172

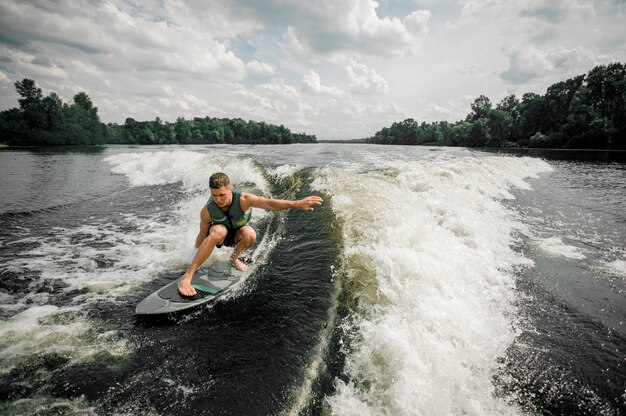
left=0, top=144, right=624, bottom=415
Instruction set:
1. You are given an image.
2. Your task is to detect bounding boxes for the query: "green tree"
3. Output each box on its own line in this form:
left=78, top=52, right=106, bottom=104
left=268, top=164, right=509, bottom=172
left=515, top=92, right=547, bottom=146
left=139, top=126, right=157, bottom=144
left=447, top=121, right=472, bottom=146
left=469, top=95, right=492, bottom=121
left=487, top=109, right=513, bottom=147
left=174, top=117, right=191, bottom=143
left=68, top=91, right=103, bottom=144
left=496, top=95, right=519, bottom=118
left=15, top=79, right=43, bottom=109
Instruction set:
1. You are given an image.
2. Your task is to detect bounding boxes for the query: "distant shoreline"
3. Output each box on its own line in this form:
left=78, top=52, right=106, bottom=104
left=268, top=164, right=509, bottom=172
left=3, top=142, right=626, bottom=154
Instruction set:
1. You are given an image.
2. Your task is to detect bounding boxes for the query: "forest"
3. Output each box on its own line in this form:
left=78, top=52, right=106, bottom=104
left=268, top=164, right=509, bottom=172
left=0, top=79, right=316, bottom=146
left=368, top=63, right=626, bottom=149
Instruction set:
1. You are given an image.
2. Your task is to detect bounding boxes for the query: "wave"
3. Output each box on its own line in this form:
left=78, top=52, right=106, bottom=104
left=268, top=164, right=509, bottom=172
left=0, top=149, right=279, bottom=378
left=104, top=148, right=270, bottom=194
left=1, top=146, right=558, bottom=415
left=312, top=154, right=552, bottom=415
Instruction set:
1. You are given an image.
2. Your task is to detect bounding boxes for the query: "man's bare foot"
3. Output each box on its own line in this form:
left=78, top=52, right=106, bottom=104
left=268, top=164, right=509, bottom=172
left=231, top=258, right=248, bottom=271
left=178, top=276, right=196, bottom=296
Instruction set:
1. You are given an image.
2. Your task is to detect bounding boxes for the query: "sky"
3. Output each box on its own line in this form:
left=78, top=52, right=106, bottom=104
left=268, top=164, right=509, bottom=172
left=0, top=0, right=625, bottom=140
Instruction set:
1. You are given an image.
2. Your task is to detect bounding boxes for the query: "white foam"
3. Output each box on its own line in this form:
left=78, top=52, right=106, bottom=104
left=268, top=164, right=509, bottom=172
left=312, top=154, right=552, bottom=415
left=0, top=148, right=274, bottom=371
left=2, top=150, right=275, bottom=299
left=269, top=164, right=302, bottom=182
left=8, top=397, right=98, bottom=415
left=104, top=149, right=269, bottom=195
left=534, top=236, right=587, bottom=259
left=0, top=304, right=130, bottom=373
left=598, top=258, right=626, bottom=278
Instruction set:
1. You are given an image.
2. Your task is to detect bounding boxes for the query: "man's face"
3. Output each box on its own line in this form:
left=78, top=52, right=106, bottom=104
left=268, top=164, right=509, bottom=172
left=210, top=185, right=232, bottom=209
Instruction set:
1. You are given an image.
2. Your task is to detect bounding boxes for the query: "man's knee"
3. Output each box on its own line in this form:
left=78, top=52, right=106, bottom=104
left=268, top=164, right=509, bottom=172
left=208, top=225, right=227, bottom=242
left=239, top=227, right=256, bottom=245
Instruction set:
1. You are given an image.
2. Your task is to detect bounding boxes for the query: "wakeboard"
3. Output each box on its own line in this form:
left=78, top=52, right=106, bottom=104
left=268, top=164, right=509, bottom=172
left=135, top=260, right=243, bottom=315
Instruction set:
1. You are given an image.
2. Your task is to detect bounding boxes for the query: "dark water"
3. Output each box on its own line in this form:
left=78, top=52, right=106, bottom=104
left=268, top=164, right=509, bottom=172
left=0, top=144, right=624, bottom=415
left=495, top=150, right=626, bottom=415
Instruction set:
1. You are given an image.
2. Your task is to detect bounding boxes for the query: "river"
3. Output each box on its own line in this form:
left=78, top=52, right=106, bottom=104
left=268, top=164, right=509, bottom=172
left=0, top=144, right=624, bottom=415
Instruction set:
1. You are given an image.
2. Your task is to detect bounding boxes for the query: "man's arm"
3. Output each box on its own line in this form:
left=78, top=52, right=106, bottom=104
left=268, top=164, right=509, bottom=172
left=241, top=192, right=323, bottom=212
left=178, top=206, right=214, bottom=297
left=195, top=206, right=212, bottom=248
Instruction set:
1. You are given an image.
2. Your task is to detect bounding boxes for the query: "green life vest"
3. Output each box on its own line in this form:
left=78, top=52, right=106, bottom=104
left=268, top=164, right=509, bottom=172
left=206, top=188, right=251, bottom=229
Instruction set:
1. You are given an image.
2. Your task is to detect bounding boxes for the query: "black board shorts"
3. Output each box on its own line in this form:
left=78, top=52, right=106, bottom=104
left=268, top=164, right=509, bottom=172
left=210, top=224, right=240, bottom=248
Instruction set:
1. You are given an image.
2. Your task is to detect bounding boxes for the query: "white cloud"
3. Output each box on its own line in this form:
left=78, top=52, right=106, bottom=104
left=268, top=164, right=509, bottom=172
left=0, top=1, right=247, bottom=81
left=282, top=26, right=310, bottom=57
left=257, top=80, right=300, bottom=100
left=271, top=0, right=431, bottom=58
left=425, top=96, right=475, bottom=121
left=0, top=71, right=10, bottom=85
left=246, top=60, right=275, bottom=76
left=301, top=70, right=342, bottom=97
left=345, top=60, right=389, bottom=95
left=519, top=0, right=595, bottom=22
left=404, top=10, right=431, bottom=37
left=501, top=45, right=610, bottom=84
left=0, top=47, right=68, bottom=80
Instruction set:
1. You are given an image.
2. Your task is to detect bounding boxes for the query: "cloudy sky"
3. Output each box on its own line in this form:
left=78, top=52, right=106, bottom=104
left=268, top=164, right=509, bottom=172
left=1, top=0, right=625, bottom=140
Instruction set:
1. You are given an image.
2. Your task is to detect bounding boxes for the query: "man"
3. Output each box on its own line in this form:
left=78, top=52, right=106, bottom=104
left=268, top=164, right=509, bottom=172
left=178, top=172, right=323, bottom=297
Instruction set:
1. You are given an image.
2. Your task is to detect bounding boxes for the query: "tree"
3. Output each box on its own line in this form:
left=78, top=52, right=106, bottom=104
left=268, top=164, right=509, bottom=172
left=469, top=95, right=492, bottom=121
left=496, top=95, right=519, bottom=118
left=68, top=91, right=103, bottom=144
left=487, top=109, right=513, bottom=146
left=139, top=126, right=157, bottom=144
left=15, top=79, right=43, bottom=109
left=174, top=117, right=191, bottom=143
left=368, top=62, right=625, bottom=149
left=467, top=118, right=490, bottom=146
left=447, top=121, right=472, bottom=146
left=2, top=78, right=318, bottom=146
left=515, top=92, right=547, bottom=146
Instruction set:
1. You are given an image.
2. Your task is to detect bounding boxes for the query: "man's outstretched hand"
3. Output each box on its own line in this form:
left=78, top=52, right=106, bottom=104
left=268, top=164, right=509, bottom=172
left=294, top=196, right=323, bottom=211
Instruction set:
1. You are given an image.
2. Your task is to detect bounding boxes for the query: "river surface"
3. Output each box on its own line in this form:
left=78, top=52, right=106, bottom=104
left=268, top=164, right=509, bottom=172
left=0, top=144, right=624, bottom=415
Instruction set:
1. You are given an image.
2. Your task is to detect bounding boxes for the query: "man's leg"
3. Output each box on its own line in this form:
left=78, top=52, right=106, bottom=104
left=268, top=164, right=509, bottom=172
left=230, top=226, right=256, bottom=271
left=178, top=225, right=227, bottom=296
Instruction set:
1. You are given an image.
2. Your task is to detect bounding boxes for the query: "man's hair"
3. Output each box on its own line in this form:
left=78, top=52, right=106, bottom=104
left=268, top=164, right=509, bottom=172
left=209, top=172, right=230, bottom=189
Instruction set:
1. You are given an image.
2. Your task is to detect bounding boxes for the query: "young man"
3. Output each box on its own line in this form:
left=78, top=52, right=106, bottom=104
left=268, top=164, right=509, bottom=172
left=178, top=172, right=323, bottom=297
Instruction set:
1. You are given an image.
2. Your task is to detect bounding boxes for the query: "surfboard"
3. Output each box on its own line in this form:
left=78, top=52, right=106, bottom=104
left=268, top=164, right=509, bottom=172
left=135, top=261, right=244, bottom=315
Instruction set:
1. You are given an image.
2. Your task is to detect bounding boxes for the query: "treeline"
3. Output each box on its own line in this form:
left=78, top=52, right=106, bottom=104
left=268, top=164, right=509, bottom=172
left=107, top=116, right=316, bottom=145
left=368, top=63, right=626, bottom=149
left=0, top=79, right=316, bottom=146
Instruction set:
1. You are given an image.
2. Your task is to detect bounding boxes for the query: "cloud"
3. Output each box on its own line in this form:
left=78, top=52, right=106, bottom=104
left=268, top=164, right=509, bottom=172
left=520, top=0, right=595, bottom=22
left=0, top=47, right=68, bottom=80
left=223, top=80, right=312, bottom=129
left=425, top=96, right=475, bottom=121
left=448, top=0, right=593, bottom=32
left=327, top=99, right=406, bottom=139
left=0, top=71, right=10, bottom=85
left=345, top=60, right=389, bottom=95
left=301, top=70, right=342, bottom=96
left=282, top=26, right=310, bottom=57
left=246, top=59, right=275, bottom=76
left=501, top=45, right=607, bottom=84
left=0, top=1, right=248, bottom=81
left=404, top=10, right=431, bottom=37
left=266, top=0, right=431, bottom=58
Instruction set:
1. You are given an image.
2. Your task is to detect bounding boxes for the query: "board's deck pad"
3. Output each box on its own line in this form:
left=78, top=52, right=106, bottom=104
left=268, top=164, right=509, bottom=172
left=157, top=283, right=212, bottom=303
left=135, top=262, right=242, bottom=315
